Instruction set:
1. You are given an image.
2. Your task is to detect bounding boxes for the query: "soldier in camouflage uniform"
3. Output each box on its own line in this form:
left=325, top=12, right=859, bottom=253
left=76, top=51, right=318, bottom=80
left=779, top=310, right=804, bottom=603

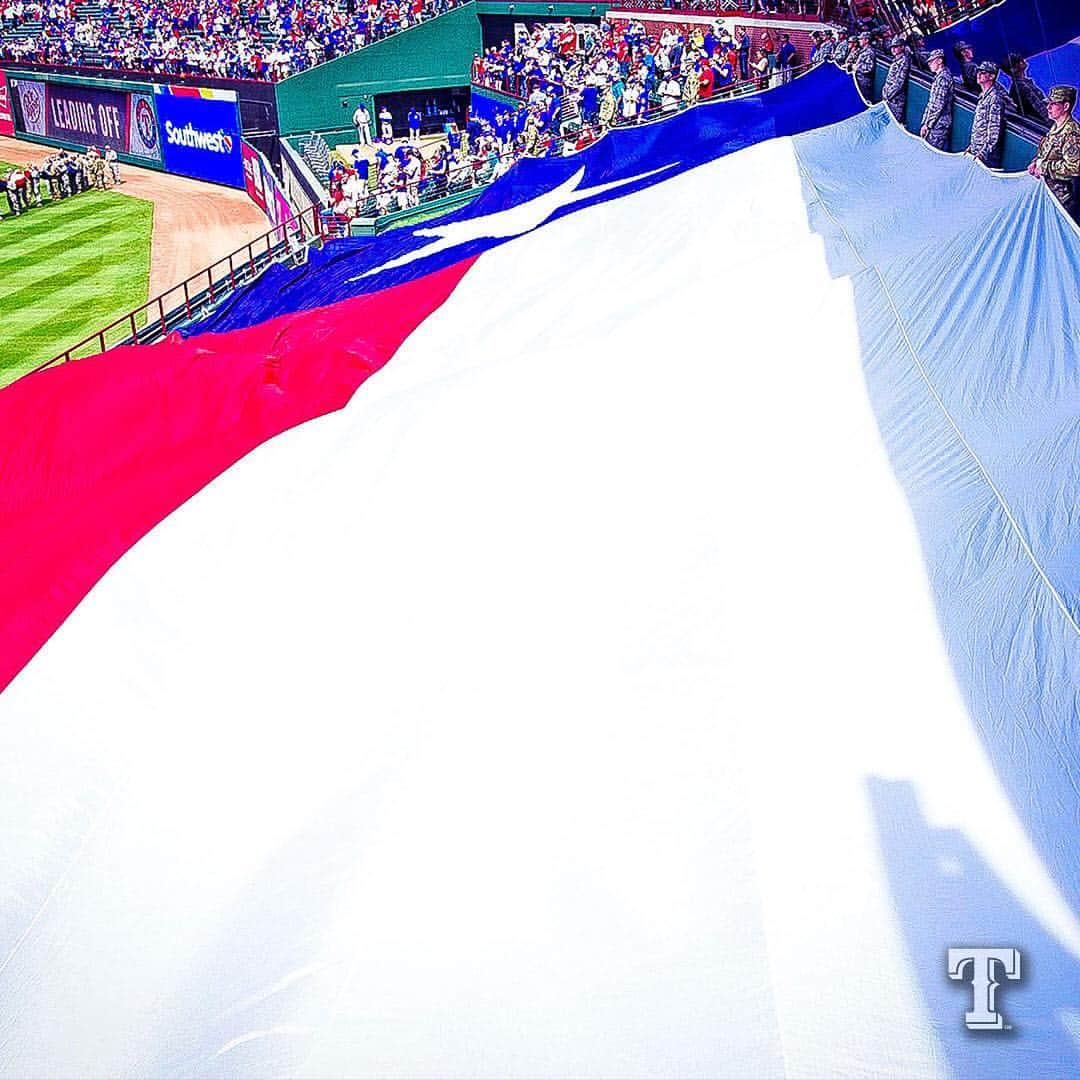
left=853, top=31, right=876, bottom=104
left=1004, top=53, right=1049, bottom=124
left=88, top=148, right=106, bottom=190
left=920, top=49, right=955, bottom=151
left=908, top=31, right=930, bottom=74
left=1029, top=85, right=1080, bottom=220
left=953, top=41, right=979, bottom=94
left=967, top=62, right=1008, bottom=169
left=832, top=33, right=851, bottom=69
left=883, top=36, right=911, bottom=123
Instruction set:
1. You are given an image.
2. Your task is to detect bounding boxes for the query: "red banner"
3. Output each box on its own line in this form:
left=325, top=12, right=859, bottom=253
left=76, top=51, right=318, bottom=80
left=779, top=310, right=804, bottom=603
left=0, top=71, right=15, bottom=137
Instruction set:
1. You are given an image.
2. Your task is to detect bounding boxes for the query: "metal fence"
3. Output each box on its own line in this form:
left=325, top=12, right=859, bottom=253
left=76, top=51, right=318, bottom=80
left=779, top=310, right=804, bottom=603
left=28, top=203, right=326, bottom=378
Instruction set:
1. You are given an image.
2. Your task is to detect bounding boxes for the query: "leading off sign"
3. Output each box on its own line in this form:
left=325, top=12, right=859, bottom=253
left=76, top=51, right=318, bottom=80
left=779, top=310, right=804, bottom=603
left=155, top=85, right=245, bottom=189
left=46, top=83, right=130, bottom=154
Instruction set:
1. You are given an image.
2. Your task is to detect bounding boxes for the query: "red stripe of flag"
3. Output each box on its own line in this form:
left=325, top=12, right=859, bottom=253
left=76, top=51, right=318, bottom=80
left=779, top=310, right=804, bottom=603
left=0, top=258, right=476, bottom=693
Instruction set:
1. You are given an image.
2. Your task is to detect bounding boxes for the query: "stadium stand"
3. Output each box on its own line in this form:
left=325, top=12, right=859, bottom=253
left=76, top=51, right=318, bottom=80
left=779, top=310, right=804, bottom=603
left=0, top=0, right=460, bottom=79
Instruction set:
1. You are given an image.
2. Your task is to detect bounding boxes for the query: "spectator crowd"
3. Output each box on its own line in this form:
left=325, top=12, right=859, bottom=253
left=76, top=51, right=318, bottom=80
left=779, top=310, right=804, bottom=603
left=318, top=16, right=815, bottom=228
left=0, top=0, right=457, bottom=80
left=472, top=18, right=808, bottom=132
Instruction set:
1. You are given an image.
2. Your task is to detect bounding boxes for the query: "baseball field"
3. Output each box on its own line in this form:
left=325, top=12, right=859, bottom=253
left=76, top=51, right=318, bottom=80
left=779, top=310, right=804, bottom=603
left=0, top=161, right=153, bottom=387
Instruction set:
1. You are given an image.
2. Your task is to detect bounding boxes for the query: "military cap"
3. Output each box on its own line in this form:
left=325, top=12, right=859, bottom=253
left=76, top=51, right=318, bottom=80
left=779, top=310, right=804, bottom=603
left=976, top=61, right=999, bottom=76
left=1049, top=85, right=1077, bottom=107
left=859, top=30, right=871, bottom=41
left=1003, top=51, right=1025, bottom=73
left=927, top=48, right=946, bottom=64
left=953, top=41, right=973, bottom=56
left=889, top=35, right=906, bottom=48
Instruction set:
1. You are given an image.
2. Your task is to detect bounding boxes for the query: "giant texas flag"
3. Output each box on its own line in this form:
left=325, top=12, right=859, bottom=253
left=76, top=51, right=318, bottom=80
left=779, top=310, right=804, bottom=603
left=1, top=67, right=1079, bottom=1078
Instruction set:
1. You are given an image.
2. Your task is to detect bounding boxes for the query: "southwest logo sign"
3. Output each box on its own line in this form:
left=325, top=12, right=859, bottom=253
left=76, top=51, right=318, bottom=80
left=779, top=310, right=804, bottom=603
left=164, top=120, right=234, bottom=155
left=154, top=83, right=245, bottom=188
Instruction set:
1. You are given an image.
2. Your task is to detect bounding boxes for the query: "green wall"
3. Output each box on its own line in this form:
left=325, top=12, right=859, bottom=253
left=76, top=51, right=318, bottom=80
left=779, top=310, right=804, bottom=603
left=275, top=4, right=482, bottom=136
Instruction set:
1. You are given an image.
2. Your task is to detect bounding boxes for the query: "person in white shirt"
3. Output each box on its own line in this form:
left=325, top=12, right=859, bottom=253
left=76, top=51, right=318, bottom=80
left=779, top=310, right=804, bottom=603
left=661, top=74, right=682, bottom=111
left=379, top=106, right=393, bottom=142
left=352, top=103, right=371, bottom=145
left=403, top=150, right=421, bottom=207
left=343, top=169, right=367, bottom=212
left=104, top=145, right=120, bottom=185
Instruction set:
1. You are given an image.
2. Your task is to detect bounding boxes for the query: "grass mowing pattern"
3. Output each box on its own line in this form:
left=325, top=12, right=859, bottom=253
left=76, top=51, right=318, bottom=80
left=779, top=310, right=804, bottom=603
left=0, top=161, right=153, bottom=386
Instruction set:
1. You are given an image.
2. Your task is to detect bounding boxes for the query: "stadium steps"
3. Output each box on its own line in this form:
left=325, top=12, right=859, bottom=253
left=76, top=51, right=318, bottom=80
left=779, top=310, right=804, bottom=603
left=299, top=134, right=332, bottom=185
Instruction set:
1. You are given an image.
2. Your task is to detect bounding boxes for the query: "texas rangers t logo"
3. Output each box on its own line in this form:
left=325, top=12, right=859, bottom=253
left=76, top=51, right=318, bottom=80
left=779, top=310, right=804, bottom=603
left=947, top=948, right=1022, bottom=1030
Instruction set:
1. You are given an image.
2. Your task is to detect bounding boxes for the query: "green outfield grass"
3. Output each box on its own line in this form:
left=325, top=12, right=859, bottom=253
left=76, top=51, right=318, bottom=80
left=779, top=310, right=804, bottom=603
left=0, top=162, right=153, bottom=387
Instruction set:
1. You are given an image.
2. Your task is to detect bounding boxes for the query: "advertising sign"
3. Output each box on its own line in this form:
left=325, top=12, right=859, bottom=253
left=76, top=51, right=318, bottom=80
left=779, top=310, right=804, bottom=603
left=128, top=92, right=161, bottom=162
left=155, top=85, right=244, bottom=188
left=12, top=77, right=46, bottom=136
left=0, top=71, right=14, bottom=137
left=8, top=75, right=161, bottom=163
left=275, top=190, right=295, bottom=234
left=241, top=139, right=268, bottom=213
left=46, top=81, right=130, bottom=153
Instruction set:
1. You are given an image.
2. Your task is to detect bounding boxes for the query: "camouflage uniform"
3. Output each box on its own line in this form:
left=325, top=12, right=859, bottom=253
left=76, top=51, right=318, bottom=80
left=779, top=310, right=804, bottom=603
left=1035, top=87, right=1080, bottom=218
left=921, top=60, right=955, bottom=150
left=832, top=39, right=851, bottom=67
left=1009, top=73, right=1049, bottom=124
left=853, top=43, right=876, bottom=103
left=960, top=61, right=979, bottom=94
left=969, top=79, right=1008, bottom=168
left=89, top=152, right=106, bottom=190
left=882, top=43, right=911, bottom=123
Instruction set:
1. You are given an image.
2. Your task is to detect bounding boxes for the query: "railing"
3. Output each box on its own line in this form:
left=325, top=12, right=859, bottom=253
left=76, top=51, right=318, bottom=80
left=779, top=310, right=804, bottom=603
left=471, top=60, right=566, bottom=101
left=30, top=202, right=326, bottom=377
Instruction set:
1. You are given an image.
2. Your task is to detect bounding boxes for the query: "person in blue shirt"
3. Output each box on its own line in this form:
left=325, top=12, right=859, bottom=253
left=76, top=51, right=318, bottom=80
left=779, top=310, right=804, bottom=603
left=407, top=106, right=422, bottom=145
left=778, top=34, right=797, bottom=84
left=350, top=151, right=370, bottom=183
left=738, top=28, right=751, bottom=80
left=428, top=146, right=448, bottom=196
left=670, top=36, right=684, bottom=77
left=713, top=56, right=734, bottom=90
left=582, top=84, right=600, bottom=125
